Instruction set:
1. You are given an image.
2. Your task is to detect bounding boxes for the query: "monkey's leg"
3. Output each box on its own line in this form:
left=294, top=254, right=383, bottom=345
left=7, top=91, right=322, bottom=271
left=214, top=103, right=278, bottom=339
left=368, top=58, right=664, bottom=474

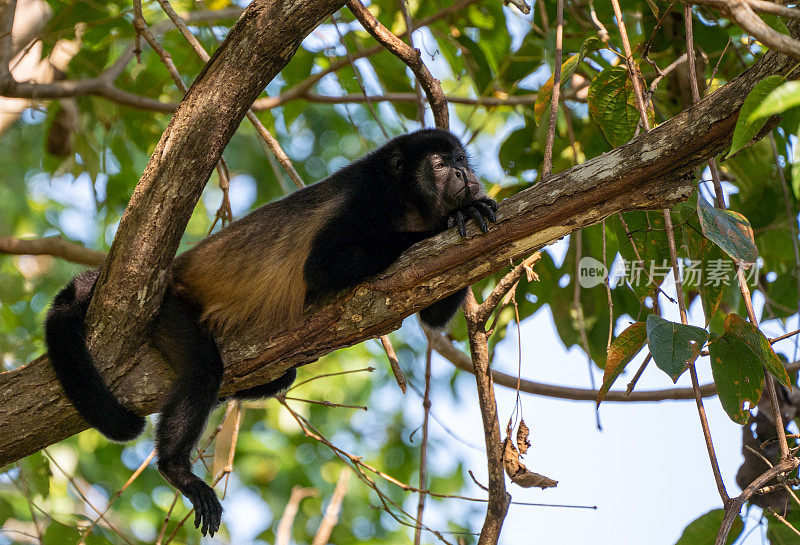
left=230, top=368, right=296, bottom=400
left=152, top=293, right=223, bottom=537
left=419, top=287, right=468, bottom=328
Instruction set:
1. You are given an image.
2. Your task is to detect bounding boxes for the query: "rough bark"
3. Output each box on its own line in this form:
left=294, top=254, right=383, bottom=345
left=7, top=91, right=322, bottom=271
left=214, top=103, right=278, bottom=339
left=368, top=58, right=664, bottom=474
left=1, top=13, right=798, bottom=468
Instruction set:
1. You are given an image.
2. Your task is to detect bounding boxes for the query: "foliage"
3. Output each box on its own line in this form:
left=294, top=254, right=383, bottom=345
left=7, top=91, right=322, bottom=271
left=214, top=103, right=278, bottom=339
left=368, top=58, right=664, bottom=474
left=2, top=0, right=800, bottom=543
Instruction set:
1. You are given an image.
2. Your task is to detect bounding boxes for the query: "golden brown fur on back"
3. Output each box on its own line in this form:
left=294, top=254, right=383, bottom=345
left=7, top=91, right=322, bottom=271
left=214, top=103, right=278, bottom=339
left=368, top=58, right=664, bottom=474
left=172, top=193, right=343, bottom=337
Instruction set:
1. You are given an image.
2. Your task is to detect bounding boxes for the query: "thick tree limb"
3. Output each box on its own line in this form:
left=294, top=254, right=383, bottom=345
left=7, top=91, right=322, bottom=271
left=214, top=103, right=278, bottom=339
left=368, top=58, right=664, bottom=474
left=1, top=15, right=798, bottom=469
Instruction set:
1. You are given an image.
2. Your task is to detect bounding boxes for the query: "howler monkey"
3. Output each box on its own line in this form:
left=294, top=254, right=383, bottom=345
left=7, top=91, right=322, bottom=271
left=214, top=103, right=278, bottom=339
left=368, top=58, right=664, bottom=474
left=44, top=128, right=497, bottom=536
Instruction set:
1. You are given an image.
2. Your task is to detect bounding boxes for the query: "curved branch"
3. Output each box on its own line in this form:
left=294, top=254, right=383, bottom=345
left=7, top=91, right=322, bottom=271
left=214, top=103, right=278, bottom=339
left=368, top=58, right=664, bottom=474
left=428, top=331, right=800, bottom=402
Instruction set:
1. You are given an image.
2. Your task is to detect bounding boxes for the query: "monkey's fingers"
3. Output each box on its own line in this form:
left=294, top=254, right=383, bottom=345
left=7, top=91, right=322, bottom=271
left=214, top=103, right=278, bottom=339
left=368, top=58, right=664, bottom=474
left=209, top=497, right=223, bottom=536
left=455, top=210, right=467, bottom=237
left=473, top=201, right=496, bottom=223
left=467, top=206, right=489, bottom=232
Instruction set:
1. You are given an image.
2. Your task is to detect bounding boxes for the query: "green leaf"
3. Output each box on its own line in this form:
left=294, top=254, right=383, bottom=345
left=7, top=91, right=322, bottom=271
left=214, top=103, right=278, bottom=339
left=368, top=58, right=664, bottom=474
left=0, top=497, right=12, bottom=526
left=748, top=81, right=800, bottom=121
left=674, top=508, right=743, bottom=545
left=724, top=313, right=791, bottom=387
left=612, top=211, right=670, bottom=301
left=587, top=65, right=653, bottom=147
left=696, top=196, right=758, bottom=263
left=42, top=520, right=82, bottom=545
left=597, top=321, right=647, bottom=405
left=22, top=452, right=52, bottom=498
left=727, top=75, right=784, bottom=158
left=709, top=331, right=764, bottom=424
left=646, top=315, right=708, bottom=382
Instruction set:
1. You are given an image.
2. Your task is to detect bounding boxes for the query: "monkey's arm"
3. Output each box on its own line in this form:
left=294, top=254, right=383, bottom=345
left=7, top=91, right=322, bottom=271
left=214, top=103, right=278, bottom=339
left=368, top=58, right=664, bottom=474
left=304, top=219, right=428, bottom=295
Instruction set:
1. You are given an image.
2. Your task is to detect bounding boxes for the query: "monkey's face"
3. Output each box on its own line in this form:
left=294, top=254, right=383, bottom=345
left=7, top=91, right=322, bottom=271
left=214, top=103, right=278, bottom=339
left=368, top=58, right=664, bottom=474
left=415, top=148, right=497, bottom=236
left=417, top=149, right=484, bottom=214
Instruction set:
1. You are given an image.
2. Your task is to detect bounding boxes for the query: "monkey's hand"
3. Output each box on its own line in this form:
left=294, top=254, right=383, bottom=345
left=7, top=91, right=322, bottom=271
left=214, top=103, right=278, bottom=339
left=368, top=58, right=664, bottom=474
left=447, top=198, right=498, bottom=237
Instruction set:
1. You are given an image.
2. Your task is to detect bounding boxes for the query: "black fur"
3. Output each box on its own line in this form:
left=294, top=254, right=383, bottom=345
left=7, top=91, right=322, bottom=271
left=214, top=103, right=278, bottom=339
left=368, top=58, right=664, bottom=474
left=45, top=269, right=146, bottom=441
left=44, top=128, right=497, bottom=536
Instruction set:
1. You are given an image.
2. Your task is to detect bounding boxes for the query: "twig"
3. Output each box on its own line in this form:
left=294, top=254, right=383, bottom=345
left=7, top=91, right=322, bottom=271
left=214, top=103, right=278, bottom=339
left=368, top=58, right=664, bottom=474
left=414, top=342, right=433, bottom=545
left=284, top=396, right=369, bottom=410
left=380, top=335, right=407, bottom=393
left=395, top=0, right=426, bottom=126
left=541, top=0, right=563, bottom=178
left=475, top=253, right=541, bottom=325
left=767, top=508, right=800, bottom=537
left=625, top=353, right=652, bottom=396
left=290, top=366, right=375, bottom=391
left=131, top=0, right=235, bottom=205
left=430, top=331, right=800, bottom=401
left=42, top=449, right=136, bottom=545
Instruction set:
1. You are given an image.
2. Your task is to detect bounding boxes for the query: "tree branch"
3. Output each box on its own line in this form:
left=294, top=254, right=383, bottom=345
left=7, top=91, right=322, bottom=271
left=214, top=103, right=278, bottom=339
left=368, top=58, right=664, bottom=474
left=0, top=236, right=105, bottom=267
left=1, top=14, right=798, bottom=468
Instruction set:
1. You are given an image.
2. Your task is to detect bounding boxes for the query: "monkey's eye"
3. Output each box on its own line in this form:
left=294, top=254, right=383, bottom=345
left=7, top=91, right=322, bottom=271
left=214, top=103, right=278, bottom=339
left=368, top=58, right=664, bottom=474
left=456, top=153, right=466, bottom=162
left=433, top=161, right=446, bottom=170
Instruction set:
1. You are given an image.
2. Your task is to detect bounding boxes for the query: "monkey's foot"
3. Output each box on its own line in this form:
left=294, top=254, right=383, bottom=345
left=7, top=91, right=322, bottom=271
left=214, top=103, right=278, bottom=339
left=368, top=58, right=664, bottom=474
left=447, top=197, right=498, bottom=237
left=184, top=480, right=223, bottom=537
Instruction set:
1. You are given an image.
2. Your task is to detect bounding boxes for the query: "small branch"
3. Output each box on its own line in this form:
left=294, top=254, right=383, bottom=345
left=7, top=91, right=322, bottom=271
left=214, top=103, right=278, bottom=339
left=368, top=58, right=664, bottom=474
left=413, top=343, right=433, bottom=545
left=79, top=449, right=156, bottom=544
left=430, top=332, right=800, bottom=402
left=276, top=487, right=318, bottom=545
left=346, top=0, right=449, bottom=129
left=476, top=253, right=541, bottom=325
left=0, top=235, right=106, bottom=266
left=379, top=335, right=407, bottom=393
left=541, top=0, right=563, bottom=178
left=312, top=469, right=349, bottom=545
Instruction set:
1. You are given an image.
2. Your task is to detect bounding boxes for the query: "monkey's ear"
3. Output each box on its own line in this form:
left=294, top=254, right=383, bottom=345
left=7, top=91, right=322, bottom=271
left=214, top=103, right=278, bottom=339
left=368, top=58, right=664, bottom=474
left=390, top=149, right=403, bottom=175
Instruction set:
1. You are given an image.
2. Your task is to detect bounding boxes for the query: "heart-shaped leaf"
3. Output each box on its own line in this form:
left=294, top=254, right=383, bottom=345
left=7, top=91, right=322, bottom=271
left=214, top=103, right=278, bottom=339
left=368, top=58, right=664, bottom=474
left=724, top=313, right=791, bottom=387
left=646, top=315, right=708, bottom=382
left=709, top=331, right=764, bottom=425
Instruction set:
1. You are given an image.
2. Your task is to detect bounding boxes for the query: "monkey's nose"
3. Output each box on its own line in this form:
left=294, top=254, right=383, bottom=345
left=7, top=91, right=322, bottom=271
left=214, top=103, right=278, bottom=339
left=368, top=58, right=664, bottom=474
left=454, top=169, right=463, bottom=179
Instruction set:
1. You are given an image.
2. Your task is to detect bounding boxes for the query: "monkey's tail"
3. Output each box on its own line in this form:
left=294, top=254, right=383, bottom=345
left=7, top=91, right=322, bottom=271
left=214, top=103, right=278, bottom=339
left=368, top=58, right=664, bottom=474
left=44, top=272, right=146, bottom=442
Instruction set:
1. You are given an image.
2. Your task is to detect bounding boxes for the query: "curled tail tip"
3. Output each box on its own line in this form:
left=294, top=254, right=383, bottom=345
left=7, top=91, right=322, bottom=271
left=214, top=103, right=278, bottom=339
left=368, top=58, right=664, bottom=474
left=96, top=412, right=146, bottom=442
